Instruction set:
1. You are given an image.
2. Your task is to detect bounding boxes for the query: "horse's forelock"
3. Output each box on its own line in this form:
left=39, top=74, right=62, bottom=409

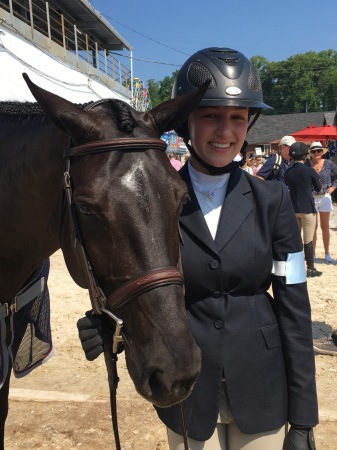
left=105, top=100, right=137, bottom=134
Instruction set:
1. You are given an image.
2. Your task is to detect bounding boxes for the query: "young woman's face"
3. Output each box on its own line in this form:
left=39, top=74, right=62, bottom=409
left=188, top=106, right=249, bottom=172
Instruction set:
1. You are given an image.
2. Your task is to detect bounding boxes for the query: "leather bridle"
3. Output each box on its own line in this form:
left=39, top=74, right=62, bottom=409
left=62, top=135, right=189, bottom=449
left=63, top=136, right=184, bottom=316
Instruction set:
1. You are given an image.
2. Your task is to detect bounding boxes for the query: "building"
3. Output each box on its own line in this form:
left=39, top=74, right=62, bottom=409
left=247, top=111, right=336, bottom=155
left=0, top=0, right=133, bottom=104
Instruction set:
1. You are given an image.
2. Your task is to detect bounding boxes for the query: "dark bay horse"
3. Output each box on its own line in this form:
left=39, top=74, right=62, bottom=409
left=0, top=75, right=207, bottom=448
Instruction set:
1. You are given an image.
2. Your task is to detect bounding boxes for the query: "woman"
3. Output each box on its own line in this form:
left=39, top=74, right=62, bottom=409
left=252, top=155, right=263, bottom=176
left=307, top=141, right=337, bottom=262
left=158, top=47, right=318, bottom=450
left=285, top=142, right=322, bottom=277
left=241, top=157, right=254, bottom=175
left=78, top=48, right=318, bottom=450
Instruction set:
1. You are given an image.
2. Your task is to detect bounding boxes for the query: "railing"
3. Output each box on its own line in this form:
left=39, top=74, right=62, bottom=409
left=0, top=0, right=132, bottom=90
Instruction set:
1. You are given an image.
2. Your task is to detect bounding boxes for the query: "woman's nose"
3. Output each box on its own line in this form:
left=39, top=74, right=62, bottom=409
left=215, top=118, right=231, bottom=136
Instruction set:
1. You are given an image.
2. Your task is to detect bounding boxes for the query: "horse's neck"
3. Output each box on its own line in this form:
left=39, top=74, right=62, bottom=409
left=0, top=122, right=67, bottom=299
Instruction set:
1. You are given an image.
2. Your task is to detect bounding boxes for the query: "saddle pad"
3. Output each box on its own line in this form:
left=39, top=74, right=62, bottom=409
left=0, top=260, right=54, bottom=388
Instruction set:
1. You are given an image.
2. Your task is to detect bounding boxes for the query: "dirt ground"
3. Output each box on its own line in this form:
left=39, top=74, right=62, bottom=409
left=5, top=219, right=337, bottom=449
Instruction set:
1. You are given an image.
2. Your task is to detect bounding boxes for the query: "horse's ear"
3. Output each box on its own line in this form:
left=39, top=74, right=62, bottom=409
left=144, top=80, right=211, bottom=136
left=22, top=73, right=89, bottom=138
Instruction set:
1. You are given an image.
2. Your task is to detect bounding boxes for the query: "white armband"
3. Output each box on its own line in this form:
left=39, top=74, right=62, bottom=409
left=272, top=251, right=306, bottom=285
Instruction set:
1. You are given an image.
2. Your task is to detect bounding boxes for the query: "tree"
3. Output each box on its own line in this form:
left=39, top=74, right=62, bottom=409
left=147, top=79, right=160, bottom=108
left=258, top=50, right=337, bottom=114
left=147, top=71, right=179, bottom=107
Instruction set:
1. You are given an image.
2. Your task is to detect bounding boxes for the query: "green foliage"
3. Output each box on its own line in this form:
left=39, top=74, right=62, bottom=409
left=147, top=71, right=179, bottom=107
left=259, top=50, right=337, bottom=114
left=146, top=51, right=337, bottom=113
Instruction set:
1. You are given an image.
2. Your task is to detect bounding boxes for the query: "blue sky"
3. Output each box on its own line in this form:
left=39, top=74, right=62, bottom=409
left=89, top=0, right=337, bottom=85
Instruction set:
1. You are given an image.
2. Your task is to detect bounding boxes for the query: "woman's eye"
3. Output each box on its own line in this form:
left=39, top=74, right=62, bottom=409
left=78, top=203, right=93, bottom=215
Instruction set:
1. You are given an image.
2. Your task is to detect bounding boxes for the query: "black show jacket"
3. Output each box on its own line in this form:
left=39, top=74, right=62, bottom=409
left=156, top=165, right=318, bottom=441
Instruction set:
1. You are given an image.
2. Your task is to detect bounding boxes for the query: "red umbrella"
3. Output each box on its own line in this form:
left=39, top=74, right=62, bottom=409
left=291, top=124, right=337, bottom=140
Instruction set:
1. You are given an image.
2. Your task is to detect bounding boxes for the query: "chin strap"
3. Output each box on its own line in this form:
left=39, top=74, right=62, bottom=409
left=186, top=141, right=247, bottom=176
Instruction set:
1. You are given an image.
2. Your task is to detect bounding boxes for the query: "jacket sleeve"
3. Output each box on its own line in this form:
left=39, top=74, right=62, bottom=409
left=256, top=154, right=276, bottom=179
left=271, top=184, right=318, bottom=427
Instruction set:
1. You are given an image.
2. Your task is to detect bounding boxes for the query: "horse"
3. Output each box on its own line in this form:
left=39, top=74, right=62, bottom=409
left=0, top=75, right=207, bottom=448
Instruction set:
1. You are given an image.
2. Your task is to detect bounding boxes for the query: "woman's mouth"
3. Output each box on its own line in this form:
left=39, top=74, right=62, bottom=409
left=209, top=142, right=231, bottom=149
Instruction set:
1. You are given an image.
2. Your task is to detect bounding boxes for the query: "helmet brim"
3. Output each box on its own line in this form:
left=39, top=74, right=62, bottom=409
left=198, top=98, right=272, bottom=109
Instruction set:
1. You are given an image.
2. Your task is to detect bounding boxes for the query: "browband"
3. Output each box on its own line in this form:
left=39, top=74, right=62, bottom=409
left=64, top=138, right=168, bottom=158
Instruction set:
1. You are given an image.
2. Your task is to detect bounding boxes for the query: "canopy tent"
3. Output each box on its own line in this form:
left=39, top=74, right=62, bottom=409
left=290, top=124, right=337, bottom=140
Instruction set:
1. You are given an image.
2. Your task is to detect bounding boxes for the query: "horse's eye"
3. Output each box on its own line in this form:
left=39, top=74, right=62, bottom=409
left=77, top=203, right=93, bottom=215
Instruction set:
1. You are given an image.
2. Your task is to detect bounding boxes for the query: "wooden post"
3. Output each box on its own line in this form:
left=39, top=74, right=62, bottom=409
left=28, top=0, right=34, bottom=39
left=61, top=14, right=66, bottom=58
left=46, top=2, right=51, bottom=50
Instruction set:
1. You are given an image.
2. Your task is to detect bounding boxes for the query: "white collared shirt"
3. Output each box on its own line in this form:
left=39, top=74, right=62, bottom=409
left=188, top=162, right=230, bottom=239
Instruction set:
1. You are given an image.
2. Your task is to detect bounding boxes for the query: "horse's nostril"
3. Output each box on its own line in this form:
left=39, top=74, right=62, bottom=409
left=148, top=369, right=199, bottom=402
left=148, top=369, right=165, bottom=397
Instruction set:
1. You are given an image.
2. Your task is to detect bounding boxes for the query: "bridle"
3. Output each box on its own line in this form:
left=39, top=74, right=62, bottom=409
left=62, top=133, right=189, bottom=449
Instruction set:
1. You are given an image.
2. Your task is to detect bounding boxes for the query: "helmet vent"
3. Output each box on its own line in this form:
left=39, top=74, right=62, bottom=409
left=248, top=67, right=261, bottom=92
left=210, top=49, right=238, bottom=56
left=215, top=57, right=240, bottom=66
left=187, top=62, right=216, bottom=89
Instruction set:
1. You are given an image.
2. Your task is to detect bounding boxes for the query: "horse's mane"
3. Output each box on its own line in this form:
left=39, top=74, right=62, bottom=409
left=0, top=100, right=138, bottom=133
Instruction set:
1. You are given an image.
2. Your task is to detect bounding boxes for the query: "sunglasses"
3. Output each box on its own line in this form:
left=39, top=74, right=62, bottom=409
left=310, top=149, right=323, bottom=154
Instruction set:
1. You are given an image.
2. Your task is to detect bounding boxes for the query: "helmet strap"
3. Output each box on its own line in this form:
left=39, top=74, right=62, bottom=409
left=186, top=142, right=244, bottom=175
left=248, top=109, right=261, bottom=131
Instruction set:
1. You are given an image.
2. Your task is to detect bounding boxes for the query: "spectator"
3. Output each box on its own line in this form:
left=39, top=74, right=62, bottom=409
left=168, top=152, right=182, bottom=171
left=252, top=155, right=263, bottom=176
left=306, top=141, right=337, bottom=262
left=241, top=157, right=254, bottom=175
left=285, top=142, right=322, bottom=277
left=256, top=135, right=295, bottom=182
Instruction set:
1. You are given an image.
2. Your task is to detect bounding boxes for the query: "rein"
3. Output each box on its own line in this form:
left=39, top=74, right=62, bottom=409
left=63, top=135, right=189, bottom=449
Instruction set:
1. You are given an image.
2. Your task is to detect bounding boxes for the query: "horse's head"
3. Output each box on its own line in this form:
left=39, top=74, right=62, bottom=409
left=23, top=74, right=207, bottom=407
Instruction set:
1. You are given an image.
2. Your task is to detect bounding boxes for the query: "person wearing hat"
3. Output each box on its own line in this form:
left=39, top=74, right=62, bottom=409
left=285, top=142, right=322, bottom=277
left=307, top=141, right=337, bottom=262
left=256, top=135, right=295, bottom=182
left=312, top=113, right=337, bottom=356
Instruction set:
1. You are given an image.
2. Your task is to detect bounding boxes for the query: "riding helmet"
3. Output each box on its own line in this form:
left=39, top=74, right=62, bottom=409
left=289, top=142, right=309, bottom=158
left=172, top=47, right=272, bottom=140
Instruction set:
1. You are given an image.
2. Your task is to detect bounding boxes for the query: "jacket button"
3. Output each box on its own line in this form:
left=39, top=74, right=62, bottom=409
left=210, top=260, right=220, bottom=269
left=211, top=291, right=222, bottom=298
left=214, top=320, right=223, bottom=329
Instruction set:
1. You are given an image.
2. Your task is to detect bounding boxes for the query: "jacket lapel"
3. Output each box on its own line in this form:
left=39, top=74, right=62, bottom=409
left=214, top=168, right=254, bottom=251
left=179, top=164, right=219, bottom=255
left=179, top=164, right=254, bottom=254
